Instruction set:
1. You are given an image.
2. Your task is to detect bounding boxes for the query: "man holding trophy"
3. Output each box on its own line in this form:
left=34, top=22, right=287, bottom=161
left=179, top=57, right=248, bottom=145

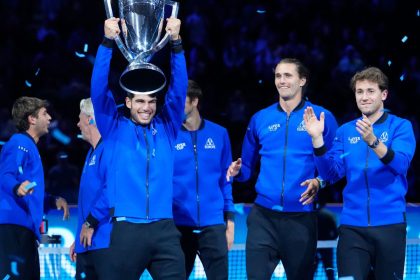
left=90, top=7, right=187, bottom=279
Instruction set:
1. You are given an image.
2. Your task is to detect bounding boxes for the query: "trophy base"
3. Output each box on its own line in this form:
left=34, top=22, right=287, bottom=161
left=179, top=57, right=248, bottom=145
left=120, top=63, right=166, bottom=95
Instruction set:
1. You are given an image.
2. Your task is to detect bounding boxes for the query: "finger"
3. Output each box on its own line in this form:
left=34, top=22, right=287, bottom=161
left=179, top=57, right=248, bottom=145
left=320, top=112, right=325, bottom=123
left=300, top=179, right=310, bottom=186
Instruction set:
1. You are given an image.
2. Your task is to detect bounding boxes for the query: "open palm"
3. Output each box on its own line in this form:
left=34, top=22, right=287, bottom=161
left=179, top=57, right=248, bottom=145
left=303, top=106, right=325, bottom=138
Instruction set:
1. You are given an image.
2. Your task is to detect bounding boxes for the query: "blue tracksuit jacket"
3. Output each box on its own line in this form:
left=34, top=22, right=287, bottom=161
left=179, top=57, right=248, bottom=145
left=0, top=133, right=45, bottom=239
left=75, top=140, right=112, bottom=253
left=173, top=120, right=235, bottom=227
left=237, top=101, right=338, bottom=212
left=91, top=44, right=188, bottom=220
left=314, top=112, right=416, bottom=226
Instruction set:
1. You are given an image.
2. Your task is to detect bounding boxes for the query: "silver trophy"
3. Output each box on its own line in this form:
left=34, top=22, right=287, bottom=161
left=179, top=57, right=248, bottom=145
left=104, top=0, right=179, bottom=94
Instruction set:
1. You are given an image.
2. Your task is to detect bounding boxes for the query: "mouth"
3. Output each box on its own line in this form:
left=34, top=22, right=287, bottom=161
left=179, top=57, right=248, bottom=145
left=139, top=112, right=151, bottom=120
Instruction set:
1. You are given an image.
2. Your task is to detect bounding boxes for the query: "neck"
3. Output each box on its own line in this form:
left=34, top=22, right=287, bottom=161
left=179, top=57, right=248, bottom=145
left=26, top=129, right=39, bottom=143
left=366, top=108, right=384, bottom=124
left=183, top=111, right=202, bottom=131
left=89, top=130, right=101, bottom=149
left=279, top=97, right=302, bottom=115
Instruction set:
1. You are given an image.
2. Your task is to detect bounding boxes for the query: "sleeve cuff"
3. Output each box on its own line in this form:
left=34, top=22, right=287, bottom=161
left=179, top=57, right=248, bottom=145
left=101, top=37, right=114, bottom=48
left=380, top=148, right=395, bottom=164
left=86, top=213, right=100, bottom=229
left=314, top=145, right=328, bottom=156
left=170, top=38, right=183, bottom=53
left=224, top=211, right=235, bottom=222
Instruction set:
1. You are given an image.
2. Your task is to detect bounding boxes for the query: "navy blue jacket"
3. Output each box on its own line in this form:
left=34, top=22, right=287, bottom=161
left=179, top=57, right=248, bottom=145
left=237, top=101, right=338, bottom=212
left=173, top=120, right=234, bottom=227
left=314, top=112, right=416, bottom=226
left=0, top=133, right=45, bottom=239
left=91, top=44, right=188, bottom=220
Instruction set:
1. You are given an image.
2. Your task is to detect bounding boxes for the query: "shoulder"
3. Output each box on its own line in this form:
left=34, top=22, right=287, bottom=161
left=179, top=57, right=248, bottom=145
left=252, top=103, right=279, bottom=120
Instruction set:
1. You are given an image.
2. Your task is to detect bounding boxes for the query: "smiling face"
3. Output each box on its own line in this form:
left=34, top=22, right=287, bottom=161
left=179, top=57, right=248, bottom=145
left=126, top=95, right=157, bottom=125
left=274, top=62, right=306, bottom=102
left=355, top=79, right=387, bottom=117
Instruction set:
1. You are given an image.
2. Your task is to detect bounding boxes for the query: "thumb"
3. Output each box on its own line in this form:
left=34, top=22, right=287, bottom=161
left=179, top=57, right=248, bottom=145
left=320, top=112, right=325, bottom=122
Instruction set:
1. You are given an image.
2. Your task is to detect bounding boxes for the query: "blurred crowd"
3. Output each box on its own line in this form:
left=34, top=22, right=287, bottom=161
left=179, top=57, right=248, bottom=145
left=0, top=0, right=419, bottom=203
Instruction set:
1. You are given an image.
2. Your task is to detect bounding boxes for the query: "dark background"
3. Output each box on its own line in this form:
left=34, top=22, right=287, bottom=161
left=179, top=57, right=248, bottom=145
left=0, top=0, right=418, bottom=204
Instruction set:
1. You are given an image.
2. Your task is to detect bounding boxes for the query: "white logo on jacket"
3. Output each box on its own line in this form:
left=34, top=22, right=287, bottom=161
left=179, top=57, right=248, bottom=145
left=204, top=138, right=216, bottom=149
left=175, top=143, right=186, bottom=150
left=348, top=136, right=361, bottom=144
left=89, top=155, right=96, bottom=166
left=18, top=145, right=28, bottom=153
left=268, top=124, right=281, bottom=132
left=297, top=120, right=306, bottom=131
left=379, top=132, right=388, bottom=143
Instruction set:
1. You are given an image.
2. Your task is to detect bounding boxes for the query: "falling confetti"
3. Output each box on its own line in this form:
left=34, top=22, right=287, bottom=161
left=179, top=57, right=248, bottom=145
left=25, top=80, right=32, bottom=87
left=256, top=9, right=266, bottom=14
left=80, top=272, right=86, bottom=279
left=35, top=68, right=40, bottom=76
left=387, top=60, right=392, bottom=66
left=75, top=52, right=86, bottom=58
left=400, top=74, right=405, bottom=81
left=83, top=43, right=89, bottom=53
left=3, top=274, right=11, bottom=280
left=401, top=36, right=408, bottom=43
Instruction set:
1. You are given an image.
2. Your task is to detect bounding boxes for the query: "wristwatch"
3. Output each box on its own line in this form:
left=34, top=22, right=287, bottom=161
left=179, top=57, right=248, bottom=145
left=368, top=138, right=380, bottom=149
left=315, top=177, right=326, bottom=189
left=84, top=221, right=92, bottom=229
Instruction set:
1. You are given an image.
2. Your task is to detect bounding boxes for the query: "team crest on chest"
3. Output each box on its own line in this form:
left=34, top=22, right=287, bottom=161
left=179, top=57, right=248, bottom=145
left=204, top=138, right=216, bottom=149
left=268, top=123, right=281, bottom=132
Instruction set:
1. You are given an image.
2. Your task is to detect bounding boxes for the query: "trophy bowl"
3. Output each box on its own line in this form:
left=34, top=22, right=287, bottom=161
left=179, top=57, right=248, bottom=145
left=104, top=0, right=179, bottom=94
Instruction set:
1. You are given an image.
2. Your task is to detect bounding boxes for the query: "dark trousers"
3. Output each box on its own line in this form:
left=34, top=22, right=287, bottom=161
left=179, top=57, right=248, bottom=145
left=337, top=223, right=406, bottom=280
left=177, top=224, right=228, bottom=280
left=246, top=205, right=317, bottom=280
left=75, top=248, right=110, bottom=280
left=0, top=224, right=40, bottom=280
left=104, top=219, right=185, bottom=280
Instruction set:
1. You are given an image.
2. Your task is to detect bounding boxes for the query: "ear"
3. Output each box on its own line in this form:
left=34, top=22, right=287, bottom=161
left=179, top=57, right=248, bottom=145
left=300, top=77, right=307, bottom=87
left=27, top=114, right=37, bottom=126
left=381, top=89, right=388, bottom=101
left=125, top=96, right=132, bottom=109
left=192, top=97, right=199, bottom=107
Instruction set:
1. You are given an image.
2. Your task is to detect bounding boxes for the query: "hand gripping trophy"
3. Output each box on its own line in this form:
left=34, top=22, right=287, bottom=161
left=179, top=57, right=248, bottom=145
left=104, top=0, right=179, bottom=94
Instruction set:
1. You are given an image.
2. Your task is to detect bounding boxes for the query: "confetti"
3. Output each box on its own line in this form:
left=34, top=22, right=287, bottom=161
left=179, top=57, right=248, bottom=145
left=387, top=60, right=392, bottom=66
left=18, top=166, right=23, bottom=174
left=339, top=152, right=350, bottom=159
left=0, top=141, right=5, bottom=145
left=83, top=44, right=89, bottom=53
left=256, top=9, right=266, bottom=14
left=11, top=261, right=19, bottom=276
left=401, top=36, right=408, bottom=43
left=25, top=80, right=32, bottom=87
left=75, top=51, right=86, bottom=58
left=3, top=274, right=10, bottom=280
left=80, top=272, right=86, bottom=279
left=77, top=134, right=84, bottom=139
left=400, top=74, right=405, bottom=81
left=35, top=68, right=40, bottom=76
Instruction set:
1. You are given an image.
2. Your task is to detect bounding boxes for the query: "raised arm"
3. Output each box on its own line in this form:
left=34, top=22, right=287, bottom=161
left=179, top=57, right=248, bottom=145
left=90, top=18, right=120, bottom=138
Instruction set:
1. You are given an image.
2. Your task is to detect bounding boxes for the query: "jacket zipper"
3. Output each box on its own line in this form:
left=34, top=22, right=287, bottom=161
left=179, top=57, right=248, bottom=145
left=281, top=115, right=290, bottom=209
left=191, top=131, right=200, bottom=227
left=143, top=128, right=150, bottom=219
left=364, top=147, right=371, bottom=226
